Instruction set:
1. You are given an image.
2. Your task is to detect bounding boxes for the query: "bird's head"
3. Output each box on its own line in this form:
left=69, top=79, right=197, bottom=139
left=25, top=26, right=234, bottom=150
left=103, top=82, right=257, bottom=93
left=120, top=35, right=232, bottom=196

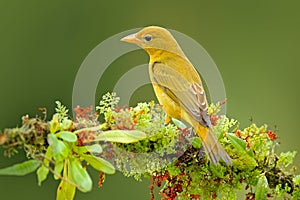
left=121, top=26, right=184, bottom=57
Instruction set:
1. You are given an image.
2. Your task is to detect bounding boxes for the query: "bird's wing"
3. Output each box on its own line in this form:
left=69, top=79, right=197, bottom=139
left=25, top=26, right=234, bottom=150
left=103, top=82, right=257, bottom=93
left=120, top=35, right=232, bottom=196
left=151, top=62, right=211, bottom=128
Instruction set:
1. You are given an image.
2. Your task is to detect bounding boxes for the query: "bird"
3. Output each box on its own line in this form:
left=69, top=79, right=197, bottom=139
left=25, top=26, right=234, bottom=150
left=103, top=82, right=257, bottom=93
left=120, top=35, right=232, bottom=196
left=120, top=26, right=231, bottom=165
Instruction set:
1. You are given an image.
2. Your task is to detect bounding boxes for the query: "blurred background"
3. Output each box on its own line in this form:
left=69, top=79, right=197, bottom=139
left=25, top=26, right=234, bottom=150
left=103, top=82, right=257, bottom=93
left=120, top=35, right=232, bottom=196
left=0, top=1, right=299, bottom=199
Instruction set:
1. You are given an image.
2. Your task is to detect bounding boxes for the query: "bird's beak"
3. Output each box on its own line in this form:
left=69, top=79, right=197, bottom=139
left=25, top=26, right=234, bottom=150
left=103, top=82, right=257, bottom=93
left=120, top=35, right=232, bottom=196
left=120, top=33, right=140, bottom=44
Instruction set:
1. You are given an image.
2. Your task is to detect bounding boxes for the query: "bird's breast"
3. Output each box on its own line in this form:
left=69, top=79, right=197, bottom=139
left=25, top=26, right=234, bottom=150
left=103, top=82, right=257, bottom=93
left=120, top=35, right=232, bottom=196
left=151, top=82, right=181, bottom=119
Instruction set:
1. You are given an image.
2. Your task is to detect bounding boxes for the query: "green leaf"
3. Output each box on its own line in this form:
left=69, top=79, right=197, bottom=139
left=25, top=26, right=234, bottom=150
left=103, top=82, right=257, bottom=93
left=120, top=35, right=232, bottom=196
left=37, top=165, right=49, bottom=185
left=48, top=133, right=56, bottom=144
left=227, top=133, right=246, bottom=150
left=37, top=146, right=52, bottom=185
left=43, top=146, right=53, bottom=166
left=82, top=154, right=115, bottom=174
left=70, top=159, right=92, bottom=192
left=54, top=161, right=64, bottom=180
left=57, top=179, right=76, bottom=200
left=94, top=130, right=146, bottom=143
left=56, top=160, right=76, bottom=200
left=172, top=118, right=187, bottom=129
left=56, top=131, right=77, bottom=142
left=0, top=160, right=40, bottom=176
left=227, top=133, right=254, bottom=157
left=78, top=144, right=102, bottom=154
left=48, top=133, right=70, bottom=161
left=255, top=174, right=268, bottom=200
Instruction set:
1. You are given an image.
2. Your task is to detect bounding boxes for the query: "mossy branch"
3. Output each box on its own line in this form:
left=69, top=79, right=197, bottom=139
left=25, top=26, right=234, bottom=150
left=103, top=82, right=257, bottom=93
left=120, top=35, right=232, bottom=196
left=0, top=92, right=299, bottom=200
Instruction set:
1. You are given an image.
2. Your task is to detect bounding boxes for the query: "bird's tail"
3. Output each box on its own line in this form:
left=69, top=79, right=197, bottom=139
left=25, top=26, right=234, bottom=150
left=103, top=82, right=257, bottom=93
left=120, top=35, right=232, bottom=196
left=196, top=125, right=232, bottom=165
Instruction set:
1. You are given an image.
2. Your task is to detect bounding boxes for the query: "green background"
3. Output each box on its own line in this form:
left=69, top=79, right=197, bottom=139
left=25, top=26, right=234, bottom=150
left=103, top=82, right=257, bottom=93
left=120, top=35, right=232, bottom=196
left=0, top=1, right=299, bottom=199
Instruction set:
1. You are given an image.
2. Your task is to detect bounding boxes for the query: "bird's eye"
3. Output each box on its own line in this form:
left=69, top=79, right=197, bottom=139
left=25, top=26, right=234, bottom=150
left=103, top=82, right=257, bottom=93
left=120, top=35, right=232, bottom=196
left=144, top=35, right=152, bottom=42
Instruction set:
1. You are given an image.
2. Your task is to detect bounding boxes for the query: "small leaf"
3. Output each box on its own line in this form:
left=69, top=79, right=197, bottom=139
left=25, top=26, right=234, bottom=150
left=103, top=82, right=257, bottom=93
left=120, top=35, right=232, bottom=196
left=227, top=133, right=254, bottom=157
left=57, top=179, right=76, bottom=200
left=55, top=141, right=69, bottom=161
left=37, top=165, right=49, bottom=185
left=0, top=160, right=40, bottom=176
left=48, top=134, right=70, bottom=161
left=70, top=159, right=92, bottom=192
left=37, top=146, right=52, bottom=185
left=172, top=118, right=187, bottom=129
left=56, top=131, right=77, bottom=142
left=94, top=130, right=146, bottom=143
left=48, top=133, right=57, bottom=145
left=227, top=133, right=246, bottom=150
left=227, top=133, right=257, bottom=168
left=54, top=161, right=64, bottom=180
left=78, top=144, right=102, bottom=154
left=43, top=146, right=53, bottom=166
left=82, top=154, right=115, bottom=174
left=255, top=174, right=268, bottom=200
left=56, top=160, right=76, bottom=200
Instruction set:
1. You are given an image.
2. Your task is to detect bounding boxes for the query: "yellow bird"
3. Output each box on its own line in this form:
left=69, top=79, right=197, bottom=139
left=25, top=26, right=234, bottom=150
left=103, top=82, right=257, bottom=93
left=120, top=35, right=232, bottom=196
left=121, top=26, right=231, bottom=165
